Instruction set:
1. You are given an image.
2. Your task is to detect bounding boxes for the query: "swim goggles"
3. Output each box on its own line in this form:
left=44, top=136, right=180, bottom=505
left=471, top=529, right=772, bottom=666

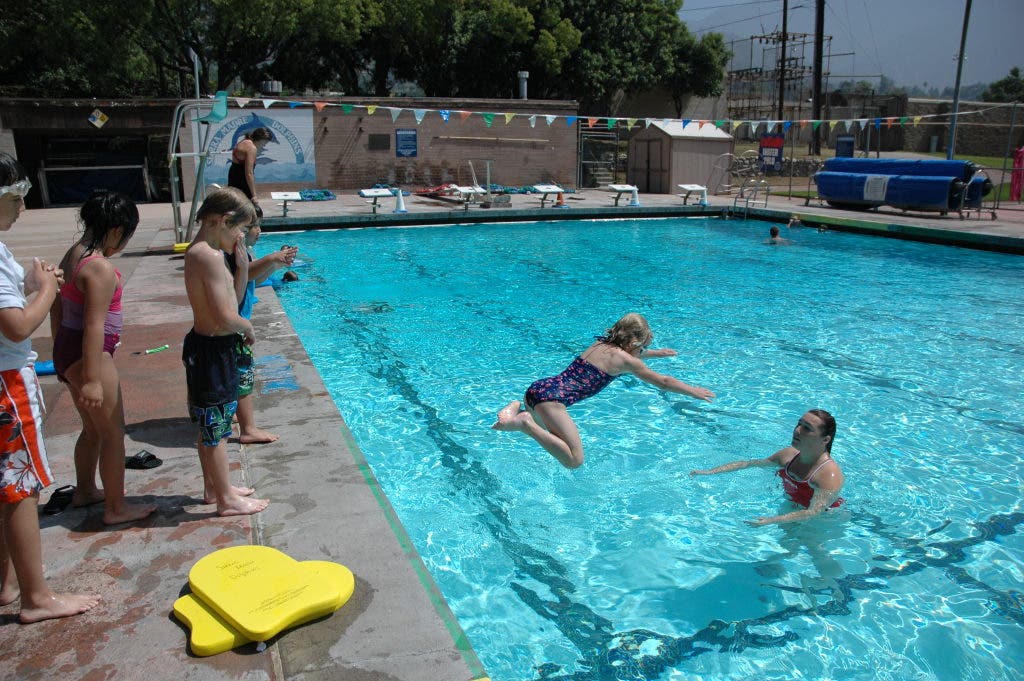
left=0, top=178, right=31, bottom=199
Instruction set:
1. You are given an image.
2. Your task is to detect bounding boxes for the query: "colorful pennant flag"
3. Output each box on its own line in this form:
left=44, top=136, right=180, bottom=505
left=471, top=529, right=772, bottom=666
left=545, top=115, right=556, bottom=126
left=439, top=109, right=450, bottom=122
left=482, top=113, right=495, bottom=128
left=528, top=115, right=537, bottom=128
left=413, top=109, right=426, bottom=124
left=504, top=112, right=515, bottom=124
left=341, top=104, right=353, bottom=114
left=389, top=108, right=401, bottom=122
left=314, top=102, right=327, bottom=112
left=261, top=99, right=274, bottom=108
left=366, top=105, right=378, bottom=115
left=235, top=98, right=251, bottom=108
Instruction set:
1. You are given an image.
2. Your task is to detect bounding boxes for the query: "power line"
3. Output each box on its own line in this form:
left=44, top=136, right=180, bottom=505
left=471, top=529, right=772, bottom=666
left=680, top=0, right=777, bottom=11
left=692, top=5, right=807, bottom=33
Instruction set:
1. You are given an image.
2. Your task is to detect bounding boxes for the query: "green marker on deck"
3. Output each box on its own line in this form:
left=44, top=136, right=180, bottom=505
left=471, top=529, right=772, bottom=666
left=145, top=344, right=170, bottom=354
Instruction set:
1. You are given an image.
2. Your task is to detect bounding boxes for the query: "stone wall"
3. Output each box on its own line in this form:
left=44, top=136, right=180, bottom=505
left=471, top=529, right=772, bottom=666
left=904, top=99, right=1020, bottom=158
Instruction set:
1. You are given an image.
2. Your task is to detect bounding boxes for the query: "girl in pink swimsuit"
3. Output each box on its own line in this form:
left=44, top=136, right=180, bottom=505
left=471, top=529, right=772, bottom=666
left=493, top=313, right=716, bottom=469
left=691, top=409, right=845, bottom=525
left=50, top=191, right=155, bottom=525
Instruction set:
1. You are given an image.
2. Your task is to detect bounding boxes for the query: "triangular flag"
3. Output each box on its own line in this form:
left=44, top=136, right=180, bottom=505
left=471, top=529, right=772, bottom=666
left=714, top=119, right=726, bottom=130
left=783, top=121, right=793, bottom=132
left=314, top=102, right=327, bottom=112
left=288, top=101, right=302, bottom=109
left=262, top=99, right=275, bottom=108
left=698, top=120, right=707, bottom=129
left=341, top=104, right=353, bottom=114
left=413, top=109, right=426, bottom=124
left=528, top=115, right=537, bottom=128
left=746, top=121, right=757, bottom=134
left=545, top=115, right=556, bottom=126
left=439, top=109, right=450, bottom=122
left=458, top=110, right=472, bottom=121
left=899, top=116, right=908, bottom=126
left=812, top=121, right=822, bottom=130
left=644, top=118, right=653, bottom=127
left=389, top=108, right=402, bottom=122
left=829, top=120, right=840, bottom=132
left=504, top=112, right=515, bottom=124
left=682, top=119, right=692, bottom=128
left=626, top=118, right=637, bottom=130
left=587, top=117, right=598, bottom=128
left=482, top=113, right=494, bottom=128
left=873, top=118, right=882, bottom=130
left=566, top=116, right=577, bottom=126
left=606, top=118, right=616, bottom=129
left=661, top=119, right=671, bottom=127
left=366, top=105, right=378, bottom=115
left=235, top=98, right=251, bottom=108
left=913, top=116, right=922, bottom=127
left=844, top=119, right=853, bottom=132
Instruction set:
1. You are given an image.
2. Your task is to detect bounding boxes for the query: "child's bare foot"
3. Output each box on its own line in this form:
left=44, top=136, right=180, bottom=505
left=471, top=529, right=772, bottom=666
left=72, top=488, right=105, bottom=507
left=204, top=486, right=254, bottom=504
left=19, top=592, right=99, bottom=623
left=0, top=587, right=19, bottom=607
left=217, top=496, right=269, bottom=517
left=492, top=401, right=531, bottom=431
left=102, top=502, right=157, bottom=526
left=238, top=428, right=279, bottom=444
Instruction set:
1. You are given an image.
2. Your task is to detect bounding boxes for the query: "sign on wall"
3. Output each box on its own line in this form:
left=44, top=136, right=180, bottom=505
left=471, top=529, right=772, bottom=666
left=395, top=129, right=417, bottom=158
left=198, top=109, right=316, bottom=185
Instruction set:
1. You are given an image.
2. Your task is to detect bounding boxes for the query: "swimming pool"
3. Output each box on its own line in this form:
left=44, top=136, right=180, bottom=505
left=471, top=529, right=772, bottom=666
left=262, top=217, right=1024, bottom=681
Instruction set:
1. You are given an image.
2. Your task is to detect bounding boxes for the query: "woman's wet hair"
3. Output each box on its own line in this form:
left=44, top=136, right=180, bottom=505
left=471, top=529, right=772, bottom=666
left=0, top=152, right=26, bottom=186
left=599, top=313, right=653, bottom=351
left=808, top=408, right=837, bottom=451
left=196, top=187, right=257, bottom=228
left=246, top=127, right=272, bottom=143
left=78, top=190, right=139, bottom=253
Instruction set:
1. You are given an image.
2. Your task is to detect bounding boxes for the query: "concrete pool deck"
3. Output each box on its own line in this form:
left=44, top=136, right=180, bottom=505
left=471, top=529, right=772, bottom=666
left=1, top=189, right=1021, bottom=681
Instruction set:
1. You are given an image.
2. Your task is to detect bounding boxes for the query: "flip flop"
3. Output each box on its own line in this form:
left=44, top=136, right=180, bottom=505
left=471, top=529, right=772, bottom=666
left=42, top=485, right=75, bottom=515
left=125, top=450, right=162, bottom=470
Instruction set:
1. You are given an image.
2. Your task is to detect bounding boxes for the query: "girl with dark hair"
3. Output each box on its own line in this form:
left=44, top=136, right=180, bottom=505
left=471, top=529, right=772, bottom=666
left=50, top=191, right=155, bottom=525
left=0, top=152, right=99, bottom=621
left=691, top=409, right=845, bottom=525
left=493, top=313, right=715, bottom=469
left=227, top=127, right=272, bottom=203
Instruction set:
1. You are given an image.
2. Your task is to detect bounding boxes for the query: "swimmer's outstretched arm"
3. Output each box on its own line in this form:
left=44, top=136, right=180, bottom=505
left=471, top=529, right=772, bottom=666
left=746, top=486, right=842, bottom=526
left=640, top=348, right=677, bottom=359
left=626, top=356, right=716, bottom=401
left=690, top=457, right=774, bottom=476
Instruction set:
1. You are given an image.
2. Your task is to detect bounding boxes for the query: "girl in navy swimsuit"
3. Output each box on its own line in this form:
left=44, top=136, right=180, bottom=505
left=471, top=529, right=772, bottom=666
left=493, top=313, right=715, bottom=469
left=691, top=409, right=845, bottom=525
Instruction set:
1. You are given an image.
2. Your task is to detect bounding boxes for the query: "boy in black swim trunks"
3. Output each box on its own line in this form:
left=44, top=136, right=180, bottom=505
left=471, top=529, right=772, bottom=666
left=183, top=187, right=268, bottom=517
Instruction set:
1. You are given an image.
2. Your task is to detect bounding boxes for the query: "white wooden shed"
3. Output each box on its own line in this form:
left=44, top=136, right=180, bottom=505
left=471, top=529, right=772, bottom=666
left=627, top=121, right=734, bottom=193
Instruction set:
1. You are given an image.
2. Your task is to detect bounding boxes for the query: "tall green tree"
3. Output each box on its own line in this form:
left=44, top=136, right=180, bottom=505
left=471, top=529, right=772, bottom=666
left=662, top=30, right=729, bottom=117
left=982, top=67, right=1024, bottom=103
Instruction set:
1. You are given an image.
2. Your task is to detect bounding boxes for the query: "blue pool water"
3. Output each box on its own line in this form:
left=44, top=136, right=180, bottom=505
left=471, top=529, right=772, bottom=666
left=261, top=218, right=1024, bottom=681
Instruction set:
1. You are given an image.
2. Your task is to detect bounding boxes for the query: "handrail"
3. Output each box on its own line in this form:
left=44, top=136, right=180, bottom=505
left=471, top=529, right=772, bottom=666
left=167, top=97, right=223, bottom=243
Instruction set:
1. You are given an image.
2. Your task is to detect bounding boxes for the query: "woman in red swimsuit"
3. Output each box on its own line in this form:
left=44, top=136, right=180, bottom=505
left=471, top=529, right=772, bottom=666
left=493, top=313, right=715, bottom=469
left=691, top=409, right=844, bottom=525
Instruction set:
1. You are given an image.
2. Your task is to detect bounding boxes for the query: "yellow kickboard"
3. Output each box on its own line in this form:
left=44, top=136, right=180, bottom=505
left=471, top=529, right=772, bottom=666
left=188, top=546, right=353, bottom=642
left=174, top=559, right=355, bottom=656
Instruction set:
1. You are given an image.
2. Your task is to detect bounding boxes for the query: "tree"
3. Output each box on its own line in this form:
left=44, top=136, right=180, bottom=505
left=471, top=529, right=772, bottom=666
left=982, top=67, right=1024, bottom=103
left=663, top=30, right=730, bottom=118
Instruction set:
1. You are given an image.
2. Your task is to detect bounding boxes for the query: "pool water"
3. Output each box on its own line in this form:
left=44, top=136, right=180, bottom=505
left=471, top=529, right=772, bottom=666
left=261, top=218, right=1024, bottom=681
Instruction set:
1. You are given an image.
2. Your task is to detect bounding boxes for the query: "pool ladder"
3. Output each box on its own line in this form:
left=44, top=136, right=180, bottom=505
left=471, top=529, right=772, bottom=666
left=731, top=178, right=770, bottom=218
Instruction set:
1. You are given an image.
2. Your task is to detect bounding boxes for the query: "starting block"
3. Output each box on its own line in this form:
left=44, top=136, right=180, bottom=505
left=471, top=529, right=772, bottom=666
left=271, top=191, right=302, bottom=217
left=531, top=184, right=565, bottom=208
left=604, top=184, right=640, bottom=207
left=358, top=188, right=396, bottom=213
left=677, top=184, right=709, bottom=206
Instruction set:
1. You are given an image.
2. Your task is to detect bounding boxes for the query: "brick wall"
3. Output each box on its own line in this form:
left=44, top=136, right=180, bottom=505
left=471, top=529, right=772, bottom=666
left=310, top=98, right=578, bottom=191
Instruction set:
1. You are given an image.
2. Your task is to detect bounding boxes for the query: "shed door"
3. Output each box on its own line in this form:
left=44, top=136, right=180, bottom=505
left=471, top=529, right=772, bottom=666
left=633, top=140, right=664, bottom=193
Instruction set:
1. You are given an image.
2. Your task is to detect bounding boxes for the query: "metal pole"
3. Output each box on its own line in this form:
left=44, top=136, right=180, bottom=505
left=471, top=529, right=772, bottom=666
left=946, top=0, right=972, bottom=159
left=778, top=0, right=788, bottom=121
left=996, top=102, right=1017, bottom=209
left=811, top=0, right=825, bottom=155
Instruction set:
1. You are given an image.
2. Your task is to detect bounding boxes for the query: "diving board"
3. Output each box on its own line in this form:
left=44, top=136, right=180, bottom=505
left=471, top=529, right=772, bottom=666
left=271, top=192, right=302, bottom=217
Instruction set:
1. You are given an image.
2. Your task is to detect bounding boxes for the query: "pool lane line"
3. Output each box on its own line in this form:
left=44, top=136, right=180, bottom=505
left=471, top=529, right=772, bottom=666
left=334, top=416, right=489, bottom=680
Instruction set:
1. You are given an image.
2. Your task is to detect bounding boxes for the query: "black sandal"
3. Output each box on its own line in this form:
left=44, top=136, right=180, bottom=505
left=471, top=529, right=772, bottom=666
left=125, top=450, right=163, bottom=470
left=42, top=485, right=75, bottom=515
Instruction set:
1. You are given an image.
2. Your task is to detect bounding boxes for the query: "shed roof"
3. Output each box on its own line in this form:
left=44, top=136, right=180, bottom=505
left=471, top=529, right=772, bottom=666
left=649, top=120, right=732, bottom=140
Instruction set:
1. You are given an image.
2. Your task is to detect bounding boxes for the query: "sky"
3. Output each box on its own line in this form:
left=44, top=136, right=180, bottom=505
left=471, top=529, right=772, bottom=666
left=680, top=0, right=1024, bottom=91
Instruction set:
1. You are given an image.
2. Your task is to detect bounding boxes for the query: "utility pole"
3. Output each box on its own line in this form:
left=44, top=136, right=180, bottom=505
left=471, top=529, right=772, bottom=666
left=947, top=0, right=972, bottom=159
left=811, top=0, right=824, bottom=155
left=778, top=0, right=788, bottom=121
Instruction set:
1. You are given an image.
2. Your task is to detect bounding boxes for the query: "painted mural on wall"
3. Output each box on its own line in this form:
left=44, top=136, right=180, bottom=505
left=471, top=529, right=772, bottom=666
left=198, top=109, right=315, bottom=185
